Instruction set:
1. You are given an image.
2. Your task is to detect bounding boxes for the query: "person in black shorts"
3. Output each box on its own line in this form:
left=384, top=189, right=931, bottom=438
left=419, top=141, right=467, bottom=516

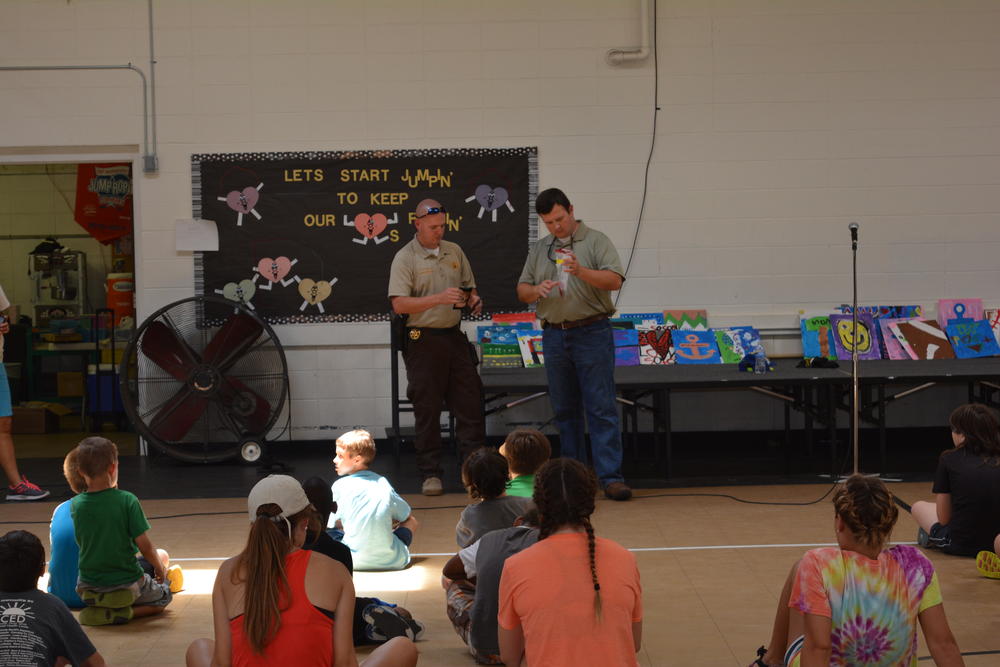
left=911, top=404, right=1000, bottom=560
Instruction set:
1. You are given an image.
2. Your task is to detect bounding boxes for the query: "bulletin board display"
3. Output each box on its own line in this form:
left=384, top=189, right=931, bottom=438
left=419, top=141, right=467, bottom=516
left=192, top=147, right=538, bottom=324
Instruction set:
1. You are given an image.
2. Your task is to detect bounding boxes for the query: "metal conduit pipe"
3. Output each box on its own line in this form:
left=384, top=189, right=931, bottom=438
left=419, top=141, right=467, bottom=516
left=0, top=63, right=155, bottom=172
left=606, top=0, right=653, bottom=65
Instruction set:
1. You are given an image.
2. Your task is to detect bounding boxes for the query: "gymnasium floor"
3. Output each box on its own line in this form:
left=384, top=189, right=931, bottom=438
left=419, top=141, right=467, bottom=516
left=2, top=458, right=998, bottom=666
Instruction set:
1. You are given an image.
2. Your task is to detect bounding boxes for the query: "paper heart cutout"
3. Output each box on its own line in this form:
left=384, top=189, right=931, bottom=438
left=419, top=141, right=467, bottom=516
left=354, top=213, right=388, bottom=239
left=474, top=184, right=509, bottom=211
left=222, top=279, right=256, bottom=303
left=639, top=327, right=672, bottom=360
left=298, top=279, right=332, bottom=305
left=257, top=256, right=292, bottom=283
left=225, top=187, right=260, bottom=213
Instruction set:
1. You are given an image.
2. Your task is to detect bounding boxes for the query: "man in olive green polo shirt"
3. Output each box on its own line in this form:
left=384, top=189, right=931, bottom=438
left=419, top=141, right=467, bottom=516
left=388, top=199, right=486, bottom=496
left=516, top=188, right=631, bottom=501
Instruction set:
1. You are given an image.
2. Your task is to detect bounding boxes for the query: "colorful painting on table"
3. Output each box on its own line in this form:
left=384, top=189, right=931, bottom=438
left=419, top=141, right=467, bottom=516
left=613, top=329, right=640, bottom=366
left=617, top=312, right=665, bottom=327
left=879, top=317, right=923, bottom=361
left=637, top=325, right=674, bottom=365
left=663, top=309, right=708, bottom=331
left=715, top=326, right=761, bottom=364
left=937, top=299, right=982, bottom=326
left=478, top=325, right=532, bottom=345
left=800, top=314, right=837, bottom=360
left=945, top=320, right=1000, bottom=359
left=672, top=330, right=721, bottom=364
left=830, top=314, right=882, bottom=361
left=889, top=319, right=955, bottom=360
left=986, top=308, right=1000, bottom=346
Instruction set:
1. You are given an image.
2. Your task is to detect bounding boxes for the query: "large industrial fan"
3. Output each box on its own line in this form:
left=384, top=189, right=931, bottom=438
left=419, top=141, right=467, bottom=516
left=119, top=295, right=289, bottom=463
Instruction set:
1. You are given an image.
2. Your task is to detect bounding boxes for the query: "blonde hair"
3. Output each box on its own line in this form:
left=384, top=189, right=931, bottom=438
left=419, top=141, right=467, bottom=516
left=336, top=429, right=376, bottom=464
left=62, top=447, right=86, bottom=493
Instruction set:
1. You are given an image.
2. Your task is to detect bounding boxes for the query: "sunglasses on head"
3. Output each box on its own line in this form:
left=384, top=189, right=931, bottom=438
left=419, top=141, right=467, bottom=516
left=416, top=206, right=447, bottom=218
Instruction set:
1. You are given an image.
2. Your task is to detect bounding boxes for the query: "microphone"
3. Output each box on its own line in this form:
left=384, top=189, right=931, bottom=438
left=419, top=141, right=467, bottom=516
left=849, top=222, right=859, bottom=249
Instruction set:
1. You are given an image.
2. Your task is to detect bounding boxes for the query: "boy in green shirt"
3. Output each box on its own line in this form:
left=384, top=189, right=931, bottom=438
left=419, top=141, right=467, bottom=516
left=69, top=437, right=178, bottom=625
left=499, top=429, right=551, bottom=498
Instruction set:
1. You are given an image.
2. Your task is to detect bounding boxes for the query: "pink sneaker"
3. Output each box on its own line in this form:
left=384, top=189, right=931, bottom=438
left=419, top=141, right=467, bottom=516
left=6, top=478, right=50, bottom=501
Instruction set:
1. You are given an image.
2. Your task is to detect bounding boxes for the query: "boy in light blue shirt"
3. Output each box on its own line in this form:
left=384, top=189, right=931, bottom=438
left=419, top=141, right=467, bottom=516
left=328, top=430, right=418, bottom=571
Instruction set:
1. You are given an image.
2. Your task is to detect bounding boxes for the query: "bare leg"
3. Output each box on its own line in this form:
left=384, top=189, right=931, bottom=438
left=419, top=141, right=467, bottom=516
left=185, top=638, right=214, bottom=667
left=759, top=560, right=801, bottom=666
left=994, top=534, right=1000, bottom=555
left=0, top=417, right=22, bottom=487
left=360, top=636, right=418, bottom=667
left=132, top=605, right=166, bottom=618
left=911, top=500, right=939, bottom=532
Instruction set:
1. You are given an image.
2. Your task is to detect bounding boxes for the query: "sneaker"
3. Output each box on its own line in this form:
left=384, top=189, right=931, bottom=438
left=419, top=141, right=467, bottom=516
left=81, top=587, right=137, bottom=609
left=916, top=527, right=931, bottom=547
left=6, top=478, right=50, bottom=501
left=79, top=605, right=133, bottom=626
left=603, top=481, right=632, bottom=501
left=167, top=564, right=185, bottom=593
left=394, top=605, right=426, bottom=641
left=421, top=476, right=443, bottom=496
left=976, top=550, right=1000, bottom=579
left=364, top=603, right=415, bottom=641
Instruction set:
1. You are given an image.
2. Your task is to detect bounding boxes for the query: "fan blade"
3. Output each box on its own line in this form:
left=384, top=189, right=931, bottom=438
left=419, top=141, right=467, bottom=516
left=141, top=321, right=199, bottom=381
left=203, top=313, right=263, bottom=370
left=148, top=386, right=209, bottom=442
left=218, top=377, right=272, bottom=434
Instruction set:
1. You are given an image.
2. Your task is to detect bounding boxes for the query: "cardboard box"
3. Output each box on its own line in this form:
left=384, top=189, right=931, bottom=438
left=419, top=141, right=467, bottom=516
left=11, top=406, right=60, bottom=434
left=57, top=371, right=85, bottom=397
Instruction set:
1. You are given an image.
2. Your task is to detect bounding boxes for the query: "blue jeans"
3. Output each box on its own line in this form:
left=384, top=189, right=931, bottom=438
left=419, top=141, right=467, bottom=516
left=542, top=319, right=623, bottom=486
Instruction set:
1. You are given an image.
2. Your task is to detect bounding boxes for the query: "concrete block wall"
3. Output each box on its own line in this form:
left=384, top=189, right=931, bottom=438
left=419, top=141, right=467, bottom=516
left=1, top=0, right=998, bottom=438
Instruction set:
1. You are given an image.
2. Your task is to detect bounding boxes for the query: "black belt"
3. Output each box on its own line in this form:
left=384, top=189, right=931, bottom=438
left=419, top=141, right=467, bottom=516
left=541, top=314, right=609, bottom=330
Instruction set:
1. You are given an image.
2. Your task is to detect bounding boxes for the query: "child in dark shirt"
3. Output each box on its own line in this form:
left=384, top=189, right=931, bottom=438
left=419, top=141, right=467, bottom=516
left=0, top=530, right=105, bottom=667
left=911, top=404, right=1000, bottom=577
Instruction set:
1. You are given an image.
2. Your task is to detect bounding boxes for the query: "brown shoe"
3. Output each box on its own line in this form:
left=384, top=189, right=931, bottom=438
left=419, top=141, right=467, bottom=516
left=604, top=481, right=632, bottom=501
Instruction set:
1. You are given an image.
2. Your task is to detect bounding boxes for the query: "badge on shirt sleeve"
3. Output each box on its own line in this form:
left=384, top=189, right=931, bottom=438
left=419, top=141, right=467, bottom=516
left=409, top=329, right=421, bottom=341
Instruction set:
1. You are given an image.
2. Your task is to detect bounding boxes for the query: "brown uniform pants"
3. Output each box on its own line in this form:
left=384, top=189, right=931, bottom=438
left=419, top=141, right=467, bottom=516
left=403, top=328, right=486, bottom=479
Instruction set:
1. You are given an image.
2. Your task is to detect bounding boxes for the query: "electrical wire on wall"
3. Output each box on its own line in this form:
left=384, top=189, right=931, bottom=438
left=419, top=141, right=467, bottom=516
left=615, top=0, right=659, bottom=308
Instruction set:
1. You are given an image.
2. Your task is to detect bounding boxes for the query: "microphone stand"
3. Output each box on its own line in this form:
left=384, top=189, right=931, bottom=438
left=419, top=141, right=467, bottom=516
left=851, top=229, right=859, bottom=474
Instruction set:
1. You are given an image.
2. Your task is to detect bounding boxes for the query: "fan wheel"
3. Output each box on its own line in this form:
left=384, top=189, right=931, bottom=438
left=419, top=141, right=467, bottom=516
left=120, top=295, right=289, bottom=463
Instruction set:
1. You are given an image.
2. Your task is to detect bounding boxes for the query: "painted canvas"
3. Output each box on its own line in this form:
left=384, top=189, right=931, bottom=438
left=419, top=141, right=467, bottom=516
left=480, top=343, right=523, bottom=368
left=663, top=309, right=708, bottom=331
left=613, top=329, right=640, bottom=366
left=637, top=325, right=673, bottom=365
left=516, top=330, right=545, bottom=367
left=715, top=326, right=761, bottom=364
left=672, top=330, right=721, bottom=364
left=889, top=319, right=955, bottom=360
left=829, top=314, right=882, bottom=361
left=945, top=320, right=1000, bottom=359
left=838, top=305, right=922, bottom=319
left=983, top=308, right=1000, bottom=346
left=617, top=312, right=665, bottom=327
left=478, top=325, right=532, bottom=345
left=879, top=317, right=923, bottom=360
left=937, top=299, right=983, bottom=326
left=800, top=314, right=837, bottom=360
left=609, top=319, right=636, bottom=330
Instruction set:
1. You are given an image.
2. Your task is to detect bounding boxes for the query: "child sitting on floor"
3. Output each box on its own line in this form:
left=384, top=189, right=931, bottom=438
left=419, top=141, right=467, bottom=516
left=328, top=429, right=418, bottom=571
left=499, top=428, right=551, bottom=498
left=910, top=403, right=1000, bottom=579
left=456, top=447, right=532, bottom=548
left=0, top=530, right=105, bottom=666
left=69, top=436, right=180, bottom=625
left=50, top=446, right=182, bottom=611
left=750, top=474, right=962, bottom=667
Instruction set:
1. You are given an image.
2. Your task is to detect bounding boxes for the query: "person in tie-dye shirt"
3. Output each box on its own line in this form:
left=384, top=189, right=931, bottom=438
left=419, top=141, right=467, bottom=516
left=749, top=475, right=964, bottom=667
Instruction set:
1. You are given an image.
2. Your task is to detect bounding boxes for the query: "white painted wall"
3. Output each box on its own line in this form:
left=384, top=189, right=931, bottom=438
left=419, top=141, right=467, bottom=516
left=1, top=0, right=998, bottom=438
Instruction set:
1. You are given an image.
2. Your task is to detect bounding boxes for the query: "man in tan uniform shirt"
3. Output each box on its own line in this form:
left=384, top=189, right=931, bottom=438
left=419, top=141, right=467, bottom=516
left=388, top=199, right=486, bottom=495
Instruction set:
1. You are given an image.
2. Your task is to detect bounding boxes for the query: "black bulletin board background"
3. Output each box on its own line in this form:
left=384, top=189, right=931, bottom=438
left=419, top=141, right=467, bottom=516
left=192, top=147, right=537, bottom=324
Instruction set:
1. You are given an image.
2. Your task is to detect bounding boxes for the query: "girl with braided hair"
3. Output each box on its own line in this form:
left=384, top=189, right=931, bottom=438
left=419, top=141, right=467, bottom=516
left=498, top=458, right=642, bottom=666
left=749, top=474, right=963, bottom=667
left=911, top=404, right=1000, bottom=576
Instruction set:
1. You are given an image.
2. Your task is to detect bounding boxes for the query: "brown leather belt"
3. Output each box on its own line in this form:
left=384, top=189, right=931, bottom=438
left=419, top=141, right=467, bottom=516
left=542, top=314, right=608, bottom=330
